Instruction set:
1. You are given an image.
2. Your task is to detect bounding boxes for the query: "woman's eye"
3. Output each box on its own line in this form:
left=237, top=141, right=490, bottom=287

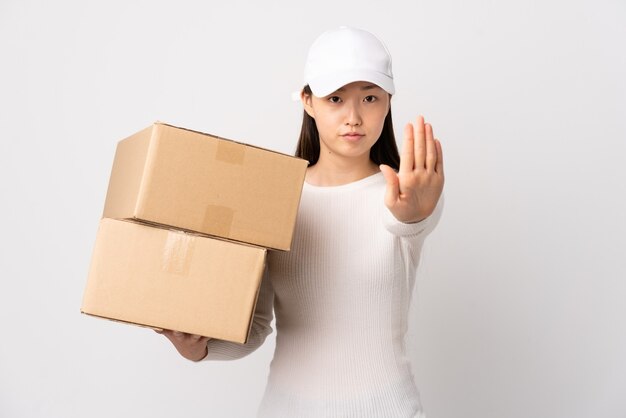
left=364, top=95, right=377, bottom=103
left=328, top=96, right=342, bottom=103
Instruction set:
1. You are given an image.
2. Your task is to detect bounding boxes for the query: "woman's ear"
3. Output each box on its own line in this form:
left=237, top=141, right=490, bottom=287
left=301, top=91, right=315, bottom=119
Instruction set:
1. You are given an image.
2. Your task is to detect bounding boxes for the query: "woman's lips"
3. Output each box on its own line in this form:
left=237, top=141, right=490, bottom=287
left=342, top=133, right=364, bottom=141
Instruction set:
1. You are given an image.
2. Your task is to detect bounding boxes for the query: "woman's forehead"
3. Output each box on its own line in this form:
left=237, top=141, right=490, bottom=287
left=332, top=81, right=385, bottom=94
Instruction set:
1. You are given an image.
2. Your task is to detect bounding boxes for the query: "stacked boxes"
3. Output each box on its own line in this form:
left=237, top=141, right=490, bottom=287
left=81, top=123, right=308, bottom=343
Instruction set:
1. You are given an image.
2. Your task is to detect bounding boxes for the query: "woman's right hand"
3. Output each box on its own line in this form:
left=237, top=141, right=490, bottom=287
left=155, top=329, right=210, bottom=361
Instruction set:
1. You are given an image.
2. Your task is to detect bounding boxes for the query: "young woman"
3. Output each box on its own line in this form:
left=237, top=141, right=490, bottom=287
left=158, top=26, right=444, bottom=417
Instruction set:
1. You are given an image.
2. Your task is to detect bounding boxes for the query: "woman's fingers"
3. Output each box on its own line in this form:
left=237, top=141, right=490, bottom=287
left=402, top=116, right=434, bottom=173
left=414, top=116, right=426, bottom=170
left=425, top=123, right=437, bottom=172
left=158, top=329, right=205, bottom=342
left=380, top=164, right=400, bottom=206
left=399, top=123, right=415, bottom=174
left=435, top=139, right=444, bottom=176
left=156, top=328, right=210, bottom=361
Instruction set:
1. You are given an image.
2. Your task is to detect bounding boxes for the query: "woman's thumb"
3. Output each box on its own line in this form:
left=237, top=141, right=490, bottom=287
left=379, top=165, right=399, bottom=206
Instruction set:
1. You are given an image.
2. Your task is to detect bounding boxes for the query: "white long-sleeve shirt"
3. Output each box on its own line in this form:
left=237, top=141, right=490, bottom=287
left=204, top=172, right=443, bottom=418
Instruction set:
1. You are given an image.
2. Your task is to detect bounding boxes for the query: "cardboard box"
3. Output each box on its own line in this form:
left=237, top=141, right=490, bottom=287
left=81, top=218, right=266, bottom=344
left=102, top=122, right=308, bottom=251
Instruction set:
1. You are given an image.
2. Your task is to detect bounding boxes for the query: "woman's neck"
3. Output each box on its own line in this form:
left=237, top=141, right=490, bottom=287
left=305, top=157, right=379, bottom=187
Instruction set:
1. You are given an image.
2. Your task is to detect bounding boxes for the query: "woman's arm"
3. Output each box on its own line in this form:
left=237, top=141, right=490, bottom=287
left=383, top=194, right=444, bottom=284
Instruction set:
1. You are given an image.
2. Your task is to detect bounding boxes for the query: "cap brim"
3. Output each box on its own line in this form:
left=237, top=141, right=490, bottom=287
left=308, top=70, right=395, bottom=97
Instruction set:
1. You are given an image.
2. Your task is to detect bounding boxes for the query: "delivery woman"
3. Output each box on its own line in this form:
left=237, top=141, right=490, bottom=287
left=158, top=26, right=444, bottom=418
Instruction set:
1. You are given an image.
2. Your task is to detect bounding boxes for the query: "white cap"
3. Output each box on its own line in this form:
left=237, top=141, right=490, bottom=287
left=299, top=26, right=395, bottom=98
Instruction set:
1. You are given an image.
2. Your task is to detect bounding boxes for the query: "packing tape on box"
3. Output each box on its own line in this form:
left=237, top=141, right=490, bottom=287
left=216, top=140, right=246, bottom=165
left=162, top=230, right=195, bottom=276
left=203, top=205, right=234, bottom=237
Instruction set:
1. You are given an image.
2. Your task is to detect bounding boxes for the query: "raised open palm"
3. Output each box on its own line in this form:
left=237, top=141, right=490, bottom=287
left=380, top=115, right=444, bottom=223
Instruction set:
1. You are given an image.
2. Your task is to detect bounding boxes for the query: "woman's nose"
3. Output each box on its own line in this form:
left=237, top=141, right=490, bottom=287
left=344, top=103, right=362, bottom=126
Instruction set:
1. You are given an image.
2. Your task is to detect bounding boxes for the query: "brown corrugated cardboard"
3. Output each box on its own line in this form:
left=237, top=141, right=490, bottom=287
left=81, top=218, right=266, bottom=344
left=103, top=122, right=308, bottom=251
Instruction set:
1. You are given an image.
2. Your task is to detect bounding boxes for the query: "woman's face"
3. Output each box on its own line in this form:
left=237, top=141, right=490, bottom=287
left=302, top=81, right=390, bottom=165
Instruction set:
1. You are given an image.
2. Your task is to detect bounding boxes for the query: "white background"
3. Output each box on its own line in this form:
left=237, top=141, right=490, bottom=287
left=1, top=1, right=625, bottom=417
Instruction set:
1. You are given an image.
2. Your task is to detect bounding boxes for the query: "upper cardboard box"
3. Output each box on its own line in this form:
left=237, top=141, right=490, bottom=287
left=103, top=122, right=308, bottom=251
left=81, top=218, right=266, bottom=343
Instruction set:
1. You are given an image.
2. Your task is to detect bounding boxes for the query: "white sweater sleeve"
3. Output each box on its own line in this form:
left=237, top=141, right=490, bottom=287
left=383, top=194, right=444, bottom=238
left=382, top=195, right=444, bottom=276
left=384, top=195, right=444, bottom=240
left=201, top=266, right=274, bottom=361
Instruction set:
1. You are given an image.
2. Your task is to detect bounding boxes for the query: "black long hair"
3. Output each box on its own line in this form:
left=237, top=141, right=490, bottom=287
left=295, top=85, right=400, bottom=170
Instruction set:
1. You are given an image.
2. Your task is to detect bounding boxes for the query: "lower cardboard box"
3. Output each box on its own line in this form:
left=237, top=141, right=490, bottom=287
left=81, top=218, right=266, bottom=344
